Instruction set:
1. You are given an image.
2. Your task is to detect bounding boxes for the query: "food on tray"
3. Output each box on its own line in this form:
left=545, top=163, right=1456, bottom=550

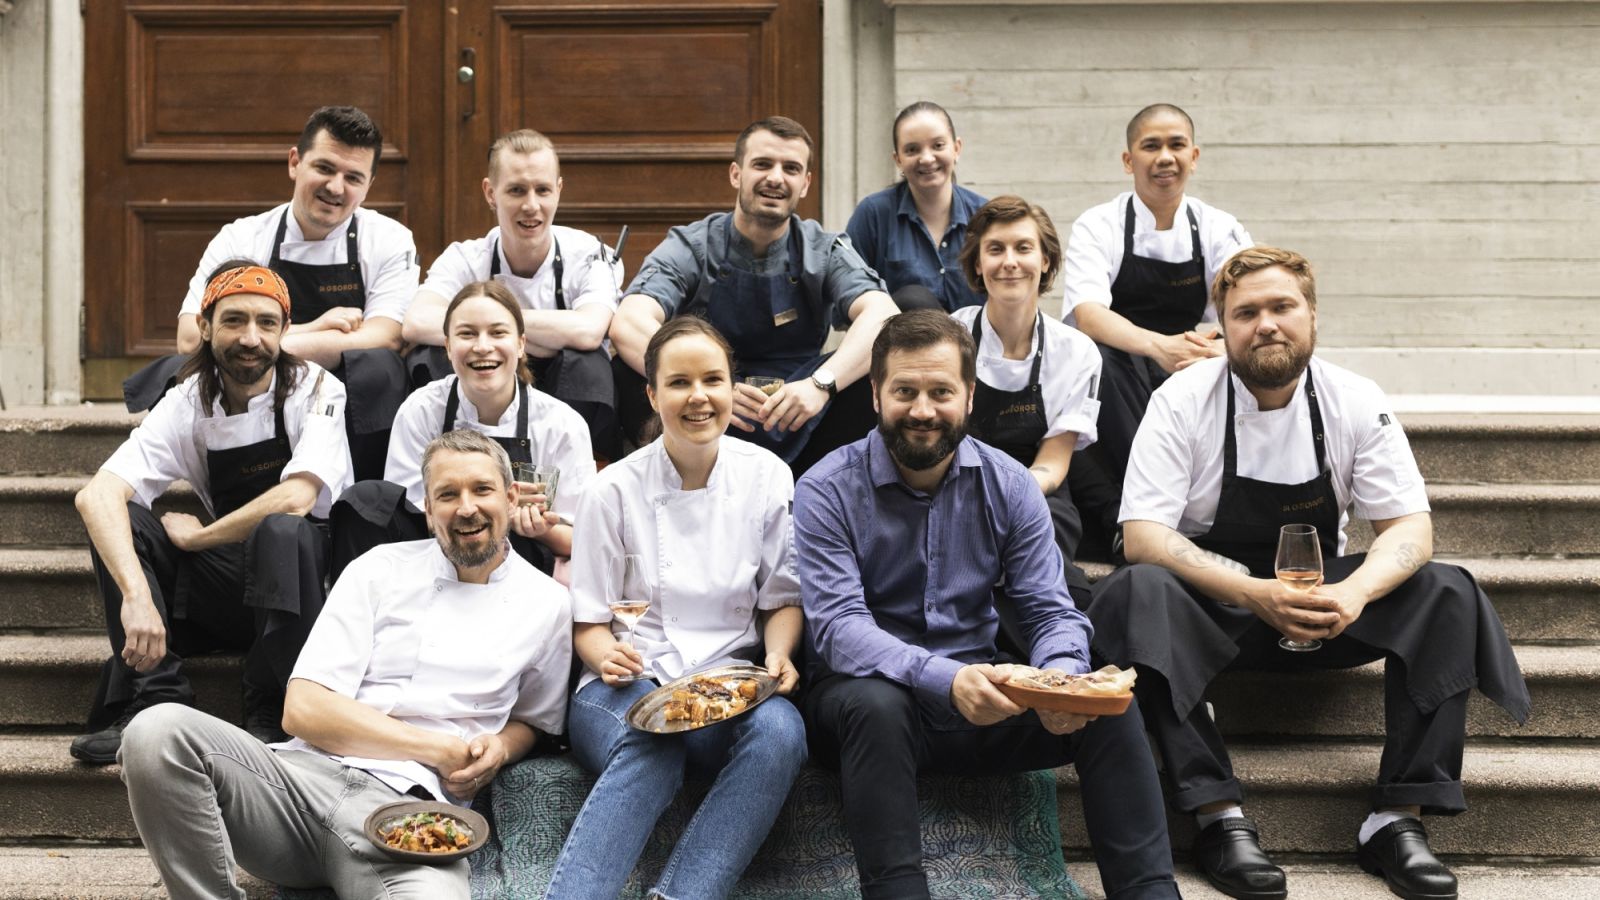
left=379, top=812, right=473, bottom=854
left=1003, top=664, right=1137, bottom=695
left=661, top=675, right=761, bottom=726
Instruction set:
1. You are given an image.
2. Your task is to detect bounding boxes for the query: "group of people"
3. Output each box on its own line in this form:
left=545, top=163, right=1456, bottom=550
left=71, top=101, right=1532, bottom=900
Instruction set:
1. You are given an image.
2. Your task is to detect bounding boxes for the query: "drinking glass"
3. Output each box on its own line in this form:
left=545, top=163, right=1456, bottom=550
left=744, top=376, right=785, bottom=397
left=1275, top=523, right=1325, bottom=652
left=608, top=554, right=650, bottom=683
left=530, top=464, right=560, bottom=512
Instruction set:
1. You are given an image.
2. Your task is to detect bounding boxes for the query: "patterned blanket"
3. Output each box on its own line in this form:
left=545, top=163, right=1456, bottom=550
left=280, top=754, right=1083, bottom=899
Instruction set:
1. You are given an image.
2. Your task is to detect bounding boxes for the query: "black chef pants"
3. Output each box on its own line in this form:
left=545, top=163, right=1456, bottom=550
left=803, top=674, right=1179, bottom=900
left=86, top=503, right=328, bottom=730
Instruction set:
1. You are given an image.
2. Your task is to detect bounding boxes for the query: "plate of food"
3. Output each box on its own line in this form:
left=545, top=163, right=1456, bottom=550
left=994, top=664, right=1138, bottom=716
left=363, top=800, right=490, bottom=864
left=626, top=664, right=778, bottom=733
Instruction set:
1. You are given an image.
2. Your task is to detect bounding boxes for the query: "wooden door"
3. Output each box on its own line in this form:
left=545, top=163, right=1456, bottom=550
left=447, top=0, right=823, bottom=283
left=82, top=0, right=821, bottom=398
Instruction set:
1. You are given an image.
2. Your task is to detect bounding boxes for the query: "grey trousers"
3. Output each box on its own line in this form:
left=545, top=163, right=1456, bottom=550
left=119, top=703, right=469, bottom=900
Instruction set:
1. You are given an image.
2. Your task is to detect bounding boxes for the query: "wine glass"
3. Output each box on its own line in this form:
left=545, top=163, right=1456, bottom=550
left=607, top=554, right=650, bottom=683
left=1275, top=523, right=1325, bottom=652
left=511, top=462, right=539, bottom=507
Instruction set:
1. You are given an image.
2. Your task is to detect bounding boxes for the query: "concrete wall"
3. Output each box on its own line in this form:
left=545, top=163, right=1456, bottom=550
left=872, top=0, right=1600, bottom=398
left=0, top=0, right=82, bottom=407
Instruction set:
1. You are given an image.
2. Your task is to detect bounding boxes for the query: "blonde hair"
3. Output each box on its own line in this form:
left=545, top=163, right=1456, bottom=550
left=1212, top=246, right=1317, bottom=317
left=487, top=129, right=558, bottom=181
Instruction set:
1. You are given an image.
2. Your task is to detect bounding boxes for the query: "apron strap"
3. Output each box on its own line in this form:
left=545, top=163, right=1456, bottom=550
left=1122, top=196, right=1136, bottom=260
left=1122, top=198, right=1204, bottom=266
left=269, top=209, right=290, bottom=267
left=515, top=382, right=530, bottom=439
left=1185, top=204, right=1202, bottom=263
left=491, top=235, right=566, bottom=310
left=443, top=376, right=460, bottom=432
left=970, top=310, right=1047, bottom=385
left=1223, top=372, right=1239, bottom=481
left=1223, top=365, right=1328, bottom=479
left=344, top=214, right=364, bottom=284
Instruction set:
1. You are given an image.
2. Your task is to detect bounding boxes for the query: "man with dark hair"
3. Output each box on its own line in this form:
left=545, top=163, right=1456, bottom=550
left=609, top=115, right=899, bottom=473
left=793, top=310, right=1179, bottom=900
left=1090, top=246, right=1528, bottom=900
left=123, top=105, right=419, bottom=481
left=119, top=429, right=571, bottom=900
left=72, top=265, right=353, bottom=765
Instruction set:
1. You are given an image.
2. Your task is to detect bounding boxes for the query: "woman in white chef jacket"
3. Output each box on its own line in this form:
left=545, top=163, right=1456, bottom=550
left=545, top=317, right=806, bottom=900
left=328, top=280, right=594, bottom=578
left=949, top=195, right=1102, bottom=601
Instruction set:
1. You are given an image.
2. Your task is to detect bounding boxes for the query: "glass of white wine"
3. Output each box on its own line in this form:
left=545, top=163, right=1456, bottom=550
left=608, top=554, right=650, bottom=683
left=1275, top=523, right=1325, bottom=652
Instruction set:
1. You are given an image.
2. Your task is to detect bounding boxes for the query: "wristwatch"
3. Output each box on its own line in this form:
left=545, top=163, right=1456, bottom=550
left=810, top=367, right=838, bottom=398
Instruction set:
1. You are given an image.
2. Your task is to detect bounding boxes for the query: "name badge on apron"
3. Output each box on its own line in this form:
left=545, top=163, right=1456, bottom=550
left=773, top=308, right=799, bottom=327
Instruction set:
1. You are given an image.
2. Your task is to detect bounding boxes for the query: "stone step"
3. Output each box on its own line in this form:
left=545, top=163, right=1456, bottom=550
left=0, top=547, right=100, bottom=631
left=1403, top=413, right=1600, bottom=485
left=0, top=405, right=137, bottom=477
left=1343, top=483, right=1600, bottom=557
left=1, top=632, right=1593, bottom=739
left=0, top=848, right=1596, bottom=900
left=1056, top=741, right=1600, bottom=858
left=0, top=477, right=200, bottom=547
left=0, top=635, right=241, bottom=729
left=3, top=734, right=1593, bottom=857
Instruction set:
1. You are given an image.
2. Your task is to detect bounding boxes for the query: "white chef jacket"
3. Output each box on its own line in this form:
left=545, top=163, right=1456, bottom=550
left=1119, top=356, right=1430, bottom=554
left=281, top=539, right=572, bottom=806
left=384, top=377, right=596, bottom=515
left=418, top=224, right=622, bottom=315
left=178, top=204, right=419, bottom=324
left=569, top=436, right=799, bottom=690
left=102, top=365, right=352, bottom=520
left=950, top=305, right=1103, bottom=448
left=1060, top=192, right=1251, bottom=327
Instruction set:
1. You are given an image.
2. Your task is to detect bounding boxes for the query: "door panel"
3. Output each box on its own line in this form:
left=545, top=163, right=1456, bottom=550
left=83, top=0, right=819, bottom=398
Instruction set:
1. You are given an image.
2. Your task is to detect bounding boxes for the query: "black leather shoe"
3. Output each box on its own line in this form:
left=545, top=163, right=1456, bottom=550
left=1357, top=818, right=1458, bottom=900
left=242, top=686, right=288, bottom=745
left=69, top=701, right=150, bottom=766
left=1191, top=817, right=1287, bottom=899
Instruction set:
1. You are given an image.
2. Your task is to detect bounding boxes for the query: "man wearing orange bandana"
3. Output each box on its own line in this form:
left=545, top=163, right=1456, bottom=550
left=72, top=263, right=353, bottom=765
left=122, top=106, right=419, bottom=483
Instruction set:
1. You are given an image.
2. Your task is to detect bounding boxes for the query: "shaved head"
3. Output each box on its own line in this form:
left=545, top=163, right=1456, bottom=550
left=1126, top=103, right=1195, bottom=148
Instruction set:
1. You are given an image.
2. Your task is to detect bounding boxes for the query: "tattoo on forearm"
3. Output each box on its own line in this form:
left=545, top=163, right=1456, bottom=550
left=1165, top=531, right=1251, bottom=575
left=1395, top=541, right=1425, bottom=572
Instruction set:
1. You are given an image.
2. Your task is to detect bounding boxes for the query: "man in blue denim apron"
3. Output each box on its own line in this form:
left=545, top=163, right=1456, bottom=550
left=609, top=116, right=900, bottom=475
left=122, top=106, right=417, bottom=483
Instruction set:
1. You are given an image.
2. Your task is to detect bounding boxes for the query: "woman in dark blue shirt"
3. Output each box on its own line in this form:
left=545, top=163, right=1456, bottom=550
left=846, top=102, right=988, bottom=312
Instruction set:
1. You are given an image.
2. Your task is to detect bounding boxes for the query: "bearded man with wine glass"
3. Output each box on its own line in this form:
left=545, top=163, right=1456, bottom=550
left=1085, top=246, right=1529, bottom=900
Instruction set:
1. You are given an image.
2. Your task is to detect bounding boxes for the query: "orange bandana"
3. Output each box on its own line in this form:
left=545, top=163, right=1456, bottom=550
left=201, top=266, right=292, bottom=316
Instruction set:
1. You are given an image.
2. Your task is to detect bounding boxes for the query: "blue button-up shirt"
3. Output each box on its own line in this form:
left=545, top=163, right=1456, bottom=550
left=845, top=181, right=988, bottom=312
left=795, top=430, right=1092, bottom=729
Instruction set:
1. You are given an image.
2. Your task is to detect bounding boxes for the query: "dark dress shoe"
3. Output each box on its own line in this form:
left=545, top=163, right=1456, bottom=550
left=1191, top=817, right=1287, bottom=899
left=1357, top=818, right=1458, bottom=900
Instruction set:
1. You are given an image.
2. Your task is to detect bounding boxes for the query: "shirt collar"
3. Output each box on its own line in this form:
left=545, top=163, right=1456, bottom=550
left=207, top=369, right=279, bottom=418
left=1129, top=191, right=1189, bottom=232
left=283, top=204, right=355, bottom=245
left=894, top=182, right=977, bottom=229
left=650, top=437, right=728, bottom=493
left=492, top=226, right=554, bottom=279
left=427, top=535, right=518, bottom=585
left=865, top=428, right=983, bottom=491
left=1227, top=363, right=1309, bottom=415
left=454, top=379, right=522, bottom=430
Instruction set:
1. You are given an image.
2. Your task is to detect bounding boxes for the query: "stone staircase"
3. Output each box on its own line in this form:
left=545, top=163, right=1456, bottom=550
left=1, top=406, right=1598, bottom=897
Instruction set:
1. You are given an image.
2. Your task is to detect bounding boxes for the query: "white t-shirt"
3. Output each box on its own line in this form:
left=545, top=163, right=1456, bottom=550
left=103, top=365, right=351, bottom=519
left=1120, top=356, right=1430, bottom=553
left=384, top=377, right=596, bottom=514
left=569, top=437, right=799, bottom=689
left=282, top=539, right=572, bottom=805
left=1061, top=192, right=1251, bottom=327
left=178, top=204, right=419, bottom=324
left=418, top=224, right=622, bottom=316
left=950, top=305, right=1102, bottom=448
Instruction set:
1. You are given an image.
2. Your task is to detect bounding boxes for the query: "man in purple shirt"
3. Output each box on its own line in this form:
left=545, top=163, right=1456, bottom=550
left=795, top=310, right=1178, bottom=900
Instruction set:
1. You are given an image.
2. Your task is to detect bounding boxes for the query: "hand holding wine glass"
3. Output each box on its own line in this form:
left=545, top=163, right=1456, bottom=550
left=1275, top=524, right=1325, bottom=652
left=607, top=554, right=651, bottom=684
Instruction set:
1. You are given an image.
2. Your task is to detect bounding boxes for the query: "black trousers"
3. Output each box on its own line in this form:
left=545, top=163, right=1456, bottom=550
left=1067, top=346, right=1171, bottom=560
left=1093, top=564, right=1475, bottom=815
left=86, top=503, right=328, bottom=729
left=803, top=674, right=1179, bottom=900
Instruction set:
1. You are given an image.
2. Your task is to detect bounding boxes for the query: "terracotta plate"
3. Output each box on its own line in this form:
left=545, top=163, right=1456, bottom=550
left=364, top=800, right=490, bottom=864
left=996, top=681, right=1134, bottom=716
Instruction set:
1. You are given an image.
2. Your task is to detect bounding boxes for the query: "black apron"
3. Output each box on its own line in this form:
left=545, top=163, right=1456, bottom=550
left=690, top=217, right=831, bottom=463
left=1089, top=366, right=1529, bottom=728
left=967, top=311, right=1048, bottom=467
left=443, top=376, right=531, bottom=465
left=271, top=209, right=364, bottom=324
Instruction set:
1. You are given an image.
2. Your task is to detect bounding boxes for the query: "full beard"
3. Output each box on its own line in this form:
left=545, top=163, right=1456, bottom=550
left=217, top=345, right=275, bottom=388
left=879, top=416, right=965, bottom=471
left=1229, top=332, right=1315, bottom=391
left=438, top=518, right=505, bottom=570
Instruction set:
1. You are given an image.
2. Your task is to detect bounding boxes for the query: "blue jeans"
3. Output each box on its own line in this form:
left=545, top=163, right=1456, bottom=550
left=545, top=678, right=808, bottom=900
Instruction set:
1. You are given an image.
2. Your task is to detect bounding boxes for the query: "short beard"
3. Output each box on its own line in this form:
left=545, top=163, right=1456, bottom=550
left=217, top=345, right=275, bottom=388
left=738, top=190, right=790, bottom=230
left=1229, top=329, right=1315, bottom=392
left=879, top=417, right=964, bottom=471
left=438, top=521, right=505, bottom=570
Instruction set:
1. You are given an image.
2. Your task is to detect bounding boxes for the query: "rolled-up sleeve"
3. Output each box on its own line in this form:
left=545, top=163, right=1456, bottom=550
left=624, top=224, right=703, bottom=318
left=823, top=235, right=887, bottom=328
left=795, top=476, right=962, bottom=715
